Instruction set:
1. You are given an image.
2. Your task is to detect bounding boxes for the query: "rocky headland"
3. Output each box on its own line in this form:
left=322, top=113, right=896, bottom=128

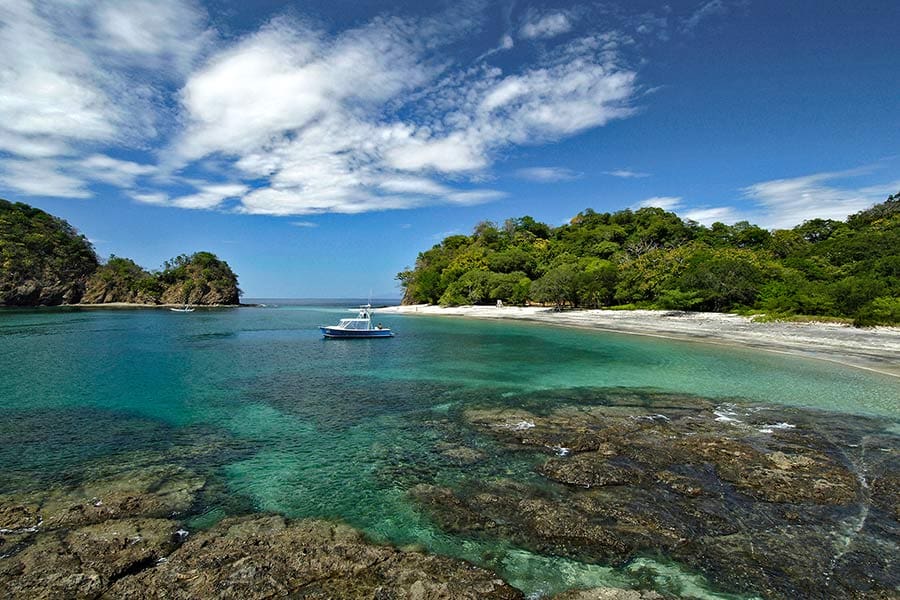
left=0, top=199, right=239, bottom=306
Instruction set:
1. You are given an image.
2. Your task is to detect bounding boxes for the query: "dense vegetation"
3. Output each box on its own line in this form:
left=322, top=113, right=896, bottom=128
left=156, top=252, right=241, bottom=305
left=398, top=193, right=900, bottom=325
left=0, top=199, right=240, bottom=306
left=0, top=199, right=99, bottom=305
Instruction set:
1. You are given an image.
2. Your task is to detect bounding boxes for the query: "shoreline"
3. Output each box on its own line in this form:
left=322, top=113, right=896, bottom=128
left=381, top=305, right=900, bottom=378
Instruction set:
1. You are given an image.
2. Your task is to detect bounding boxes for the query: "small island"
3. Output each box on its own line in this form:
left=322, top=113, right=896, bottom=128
left=0, top=199, right=240, bottom=307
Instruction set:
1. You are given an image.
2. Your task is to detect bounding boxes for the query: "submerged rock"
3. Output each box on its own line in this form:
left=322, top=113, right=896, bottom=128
left=105, top=515, right=522, bottom=599
left=0, top=463, right=524, bottom=599
left=409, top=390, right=900, bottom=599
left=33, top=465, right=206, bottom=529
left=552, top=589, right=664, bottom=600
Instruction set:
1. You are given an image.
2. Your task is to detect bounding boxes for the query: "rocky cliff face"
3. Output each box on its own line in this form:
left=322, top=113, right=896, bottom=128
left=2, top=278, right=89, bottom=306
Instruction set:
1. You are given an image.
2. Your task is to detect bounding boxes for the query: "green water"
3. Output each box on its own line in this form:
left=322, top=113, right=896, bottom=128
left=1, top=303, right=897, bottom=598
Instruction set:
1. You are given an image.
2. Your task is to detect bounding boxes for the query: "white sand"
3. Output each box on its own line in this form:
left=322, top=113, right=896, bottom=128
left=380, top=305, right=900, bottom=378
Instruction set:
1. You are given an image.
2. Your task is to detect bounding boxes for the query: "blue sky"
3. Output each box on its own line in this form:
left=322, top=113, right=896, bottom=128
left=1, top=1, right=898, bottom=298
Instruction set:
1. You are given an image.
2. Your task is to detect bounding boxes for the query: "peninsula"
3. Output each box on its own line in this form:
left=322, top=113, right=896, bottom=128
left=0, top=199, right=239, bottom=307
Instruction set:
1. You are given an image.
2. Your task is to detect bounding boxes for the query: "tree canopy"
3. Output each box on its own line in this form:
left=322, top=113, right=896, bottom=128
left=398, top=193, right=900, bottom=326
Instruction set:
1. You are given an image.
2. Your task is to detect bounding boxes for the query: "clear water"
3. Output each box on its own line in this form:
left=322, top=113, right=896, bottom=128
left=1, top=302, right=897, bottom=598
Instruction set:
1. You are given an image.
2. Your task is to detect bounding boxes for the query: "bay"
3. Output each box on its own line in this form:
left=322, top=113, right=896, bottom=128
left=1, top=302, right=897, bottom=598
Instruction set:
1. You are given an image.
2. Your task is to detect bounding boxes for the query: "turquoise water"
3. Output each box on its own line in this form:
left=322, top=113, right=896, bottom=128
left=1, top=303, right=898, bottom=598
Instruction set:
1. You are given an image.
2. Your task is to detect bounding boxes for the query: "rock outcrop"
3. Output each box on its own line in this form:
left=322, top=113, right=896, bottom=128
left=405, top=389, right=899, bottom=599
left=0, top=466, right=522, bottom=600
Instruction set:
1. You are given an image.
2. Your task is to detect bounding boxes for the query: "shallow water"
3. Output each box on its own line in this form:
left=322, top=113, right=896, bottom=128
left=1, top=302, right=897, bottom=598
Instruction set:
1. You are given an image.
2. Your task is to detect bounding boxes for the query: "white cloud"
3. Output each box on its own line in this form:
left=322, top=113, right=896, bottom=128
left=170, top=183, right=247, bottom=210
left=520, top=11, right=573, bottom=40
left=79, top=154, right=157, bottom=187
left=0, top=0, right=211, bottom=200
left=378, top=177, right=450, bottom=196
left=445, top=190, right=507, bottom=205
left=291, top=221, right=318, bottom=228
left=384, top=134, right=488, bottom=173
left=0, top=160, right=90, bottom=198
left=605, top=169, right=650, bottom=178
left=742, top=168, right=900, bottom=228
left=0, top=133, right=72, bottom=159
left=173, top=15, right=638, bottom=216
left=476, top=34, right=515, bottom=62
left=0, top=1, right=119, bottom=149
left=636, top=196, right=682, bottom=211
left=92, top=0, right=212, bottom=75
left=130, top=192, right=169, bottom=206
left=682, top=205, right=743, bottom=225
left=636, top=167, right=900, bottom=229
left=516, top=167, right=581, bottom=182
left=0, top=4, right=640, bottom=218
left=682, top=0, right=731, bottom=33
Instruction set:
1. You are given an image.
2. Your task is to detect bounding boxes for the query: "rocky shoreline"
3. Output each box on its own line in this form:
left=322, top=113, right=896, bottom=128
left=403, top=390, right=898, bottom=599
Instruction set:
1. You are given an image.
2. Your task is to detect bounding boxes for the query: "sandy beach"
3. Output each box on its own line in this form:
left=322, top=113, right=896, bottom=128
left=381, top=305, right=900, bottom=378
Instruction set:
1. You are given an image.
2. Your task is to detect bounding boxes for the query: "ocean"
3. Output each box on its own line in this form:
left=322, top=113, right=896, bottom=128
left=1, top=301, right=897, bottom=598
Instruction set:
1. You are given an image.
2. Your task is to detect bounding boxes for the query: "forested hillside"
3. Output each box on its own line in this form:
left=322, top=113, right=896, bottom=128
left=1, top=199, right=240, bottom=306
left=0, top=199, right=99, bottom=305
left=398, top=193, right=900, bottom=325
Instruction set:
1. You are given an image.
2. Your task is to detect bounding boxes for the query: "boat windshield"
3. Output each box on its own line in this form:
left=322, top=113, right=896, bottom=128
left=337, top=318, right=369, bottom=330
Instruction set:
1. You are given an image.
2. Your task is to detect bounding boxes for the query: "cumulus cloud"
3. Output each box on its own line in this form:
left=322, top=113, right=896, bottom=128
left=170, top=183, right=248, bottom=210
left=79, top=154, right=157, bottom=187
left=742, top=168, right=900, bottom=228
left=92, top=0, right=212, bottom=75
left=172, top=14, right=638, bottom=216
left=516, top=167, right=581, bottom=182
left=130, top=192, right=170, bottom=206
left=0, top=0, right=211, bottom=199
left=0, top=160, right=91, bottom=199
left=1, top=2, right=640, bottom=217
left=520, top=11, right=573, bottom=40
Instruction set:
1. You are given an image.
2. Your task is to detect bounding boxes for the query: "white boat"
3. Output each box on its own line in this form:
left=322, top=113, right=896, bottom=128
left=320, top=304, right=393, bottom=338
left=170, top=304, right=195, bottom=312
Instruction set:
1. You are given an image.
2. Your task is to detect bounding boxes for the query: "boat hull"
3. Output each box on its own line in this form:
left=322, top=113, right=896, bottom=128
left=320, top=327, right=394, bottom=338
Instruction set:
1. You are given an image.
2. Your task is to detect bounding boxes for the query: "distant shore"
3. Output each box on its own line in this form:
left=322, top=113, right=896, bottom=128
left=381, top=305, right=900, bottom=378
left=0, top=302, right=242, bottom=309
